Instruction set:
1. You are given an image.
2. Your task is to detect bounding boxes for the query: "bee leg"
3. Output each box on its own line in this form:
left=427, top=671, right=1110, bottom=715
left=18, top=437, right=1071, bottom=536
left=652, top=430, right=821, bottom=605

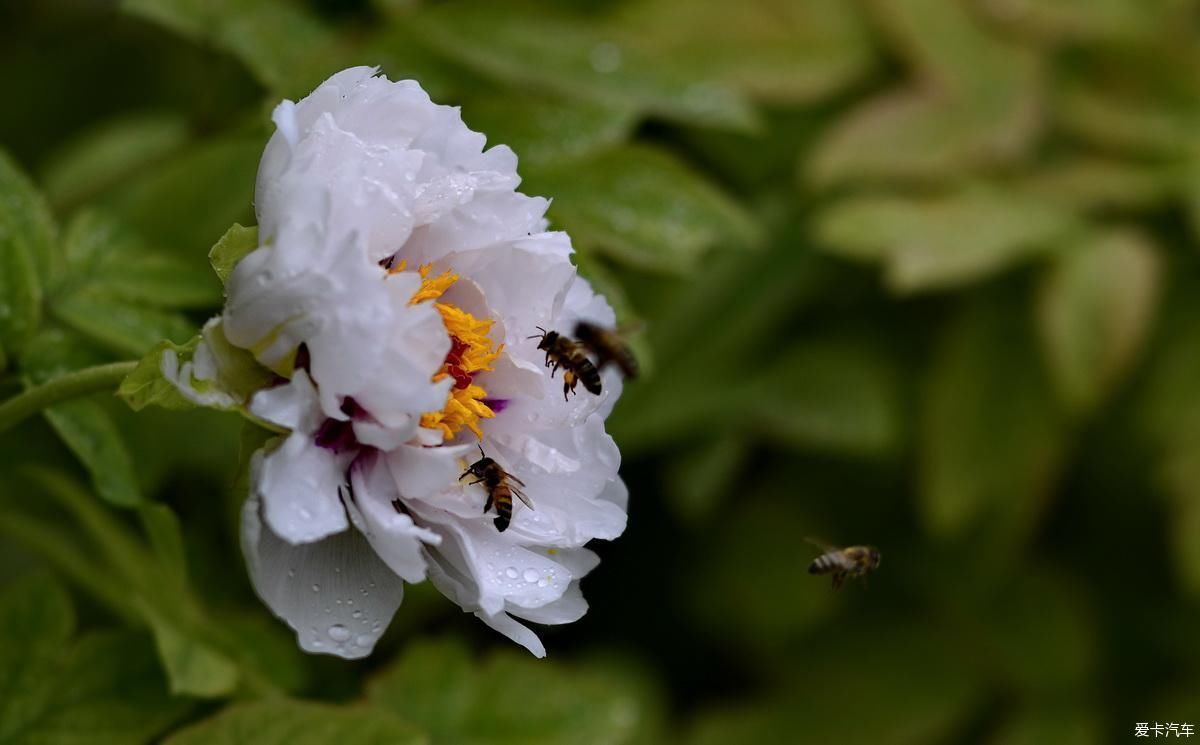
left=483, top=493, right=494, bottom=513
left=831, top=572, right=845, bottom=591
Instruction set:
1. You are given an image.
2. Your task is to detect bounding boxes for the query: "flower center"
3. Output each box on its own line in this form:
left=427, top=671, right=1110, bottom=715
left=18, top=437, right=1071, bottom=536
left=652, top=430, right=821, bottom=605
left=398, top=262, right=502, bottom=440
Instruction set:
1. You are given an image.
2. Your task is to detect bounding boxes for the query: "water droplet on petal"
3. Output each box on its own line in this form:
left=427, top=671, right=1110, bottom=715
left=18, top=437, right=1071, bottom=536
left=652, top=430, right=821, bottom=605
left=311, top=584, right=320, bottom=592
left=537, top=579, right=549, bottom=588
left=328, top=624, right=351, bottom=642
left=352, top=610, right=363, bottom=619
left=523, top=568, right=539, bottom=583
left=355, top=634, right=373, bottom=647
left=287, top=568, right=295, bottom=578
left=505, top=567, right=519, bottom=579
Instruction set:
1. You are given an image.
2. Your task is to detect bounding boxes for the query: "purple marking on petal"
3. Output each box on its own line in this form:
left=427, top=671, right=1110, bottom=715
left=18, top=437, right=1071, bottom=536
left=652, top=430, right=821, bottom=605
left=340, top=396, right=368, bottom=420
left=483, top=398, right=510, bottom=413
left=314, top=418, right=358, bottom=454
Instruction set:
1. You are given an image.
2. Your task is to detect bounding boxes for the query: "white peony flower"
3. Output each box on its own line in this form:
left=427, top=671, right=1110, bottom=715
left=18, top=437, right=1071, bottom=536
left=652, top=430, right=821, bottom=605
left=170, top=67, right=628, bottom=659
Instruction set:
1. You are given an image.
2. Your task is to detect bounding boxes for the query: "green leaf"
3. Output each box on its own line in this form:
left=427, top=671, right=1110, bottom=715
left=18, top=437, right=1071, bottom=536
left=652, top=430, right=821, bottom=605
left=612, top=0, right=872, bottom=104
left=44, top=399, right=143, bottom=508
left=1056, top=76, right=1200, bottom=160
left=1017, top=156, right=1180, bottom=213
left=369, top=637, right=657, bottom=745
left=808, top=88, right=1040, bottom=187
left=0, top=576, right=191, bottom=744
left=527, top=144, right=760, bottom=274
left=919, top=291, right=1068, bottom=541
left=140, top=502, right=188, bottom=585
left=814, top=185, right=1081, bottom=294
left=743, top=336, right=901, bottom=456
left=164, top=700, right=427, bottom=745
left=19, top=326, right=111, bottom=384
left=100, top=134, right=261, bottom=262
left=209, top=223, right=258, bottom=285
left=0, top=151, right=51, bottom=356
left=808, top=0, right=1040, bottom=186
left=1036, top=229, right=1163, bottom=415
left=978, top=0, right=1163, bottom=43
left=121, top=0, right=340, bottom=97
left=118, top=336, right=202, bottom=412
left=118, top=320, right=274, bottom=413
left=39, top=112, right=191, bottom=211
left=52, top=288, right=195, bottom=357
left=409, top=0, right=757, bottom=131
left=18, top=327, right=143, bottom=508
left=142, top=604, right=240, bottom=698
left=56, top=210, right=222, bottom=309
left=462, top=95, right=636, bottom=169
left=0, top=575, right=74, bottom=741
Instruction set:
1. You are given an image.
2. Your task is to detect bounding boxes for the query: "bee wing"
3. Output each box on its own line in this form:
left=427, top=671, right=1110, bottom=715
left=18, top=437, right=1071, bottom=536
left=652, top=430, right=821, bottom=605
left=508, top=473, right=527, bottom=487
left=512, top=484, right=534, bottom=510
left=803, top=536, right=838, bottom=553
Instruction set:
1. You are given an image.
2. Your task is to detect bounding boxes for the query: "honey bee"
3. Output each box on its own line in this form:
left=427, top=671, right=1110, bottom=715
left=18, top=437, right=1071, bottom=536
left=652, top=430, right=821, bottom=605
left=460, top=446, right=532, bottom=532
left=805, top=538, right=881, bottom=590
left=528, top=327, right=602, bottom=400
left=573, top=321, right=638, bottom=379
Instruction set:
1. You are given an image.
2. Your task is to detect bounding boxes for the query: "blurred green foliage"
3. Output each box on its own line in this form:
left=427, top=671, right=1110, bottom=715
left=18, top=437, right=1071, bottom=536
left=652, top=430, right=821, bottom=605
left=2, top=0, right=1200, bottom=742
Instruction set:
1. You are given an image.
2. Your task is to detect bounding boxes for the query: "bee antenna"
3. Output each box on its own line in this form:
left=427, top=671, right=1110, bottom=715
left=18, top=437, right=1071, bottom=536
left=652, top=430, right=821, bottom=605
left=477, top=443, right=486, bottom=458
left=526, top=326, right=547, bottom=340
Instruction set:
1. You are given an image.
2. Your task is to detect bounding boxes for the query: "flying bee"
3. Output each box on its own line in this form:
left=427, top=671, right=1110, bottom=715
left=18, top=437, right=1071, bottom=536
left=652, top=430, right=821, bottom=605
left=460, top=446, right=533, bottom=532
left=573, top=321, right=638, bottom=380
left=805, top=538, right=881, bottom=590
left=528, top=326, right=602, bottom=401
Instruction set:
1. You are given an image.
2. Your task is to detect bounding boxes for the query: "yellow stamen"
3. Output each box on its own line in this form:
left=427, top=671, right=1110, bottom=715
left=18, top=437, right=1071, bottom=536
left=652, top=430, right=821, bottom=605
left=407, top=264, right=501, bottom=440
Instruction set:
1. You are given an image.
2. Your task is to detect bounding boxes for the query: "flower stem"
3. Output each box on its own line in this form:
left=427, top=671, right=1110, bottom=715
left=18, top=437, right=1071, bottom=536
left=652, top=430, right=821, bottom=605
left=0, top=361, right=137, bottom=433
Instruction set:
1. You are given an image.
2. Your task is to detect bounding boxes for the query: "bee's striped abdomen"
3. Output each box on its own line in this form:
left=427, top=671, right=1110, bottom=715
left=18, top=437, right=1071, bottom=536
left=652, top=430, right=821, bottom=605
left=575, top=356, right=601, bottom=394
left=491, top=485, right=513, bottom=532
left=806, top=551, right=854, bottom=575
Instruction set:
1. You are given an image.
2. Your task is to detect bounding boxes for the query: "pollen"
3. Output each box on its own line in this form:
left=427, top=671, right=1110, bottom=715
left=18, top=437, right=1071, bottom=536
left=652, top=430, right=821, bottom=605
left=409, top=264, right=503, bottom=440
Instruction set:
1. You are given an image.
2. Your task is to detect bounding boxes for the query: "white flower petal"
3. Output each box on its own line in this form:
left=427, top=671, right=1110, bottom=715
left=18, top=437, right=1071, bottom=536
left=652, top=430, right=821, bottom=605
left=241, top=494, right=404, bottom=659
left=509, top=582, right=588, bottom=625
left=344, top=451, right=442, bottom=585
left=254, top=435, right=350, bottom=544
left=387, top=442, right=476, bottom=500
left=474, top=610, right=546, bottom=658
left=248, top=370, right=322, bottom=432
left=413, top=508, right=577, bottom=613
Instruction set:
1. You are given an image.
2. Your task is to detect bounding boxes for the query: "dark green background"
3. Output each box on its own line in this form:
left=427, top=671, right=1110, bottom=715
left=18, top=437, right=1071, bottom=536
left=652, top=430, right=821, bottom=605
left=1, top=1, right=1199, bottom=742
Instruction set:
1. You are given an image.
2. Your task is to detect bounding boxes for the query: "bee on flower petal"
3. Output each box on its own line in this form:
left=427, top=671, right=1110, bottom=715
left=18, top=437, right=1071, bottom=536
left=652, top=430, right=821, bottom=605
left=460, top=446, right=533, bottom=532
left=805, top=538, right=881, bottom=590
left=574, top=321, right=639, bottom=380
left=529, top=327, right=602, bottom=400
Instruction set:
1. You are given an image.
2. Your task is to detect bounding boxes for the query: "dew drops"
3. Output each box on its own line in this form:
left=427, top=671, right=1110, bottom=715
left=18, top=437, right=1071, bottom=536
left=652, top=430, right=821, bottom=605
left=523, top=568, right=539, bottom=583
left=352, top=610, right=363, bottom=619
left=505, top=567, right=519, bottom=579
left=287, top=568, right=295, bottom=578
left=537, top=579, right=549, bottom=588
left=311, top=584, right=320, bottom=593
left=328, top=624, right=351, bottom=642
left=355, top=634, right=373, bottom=647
